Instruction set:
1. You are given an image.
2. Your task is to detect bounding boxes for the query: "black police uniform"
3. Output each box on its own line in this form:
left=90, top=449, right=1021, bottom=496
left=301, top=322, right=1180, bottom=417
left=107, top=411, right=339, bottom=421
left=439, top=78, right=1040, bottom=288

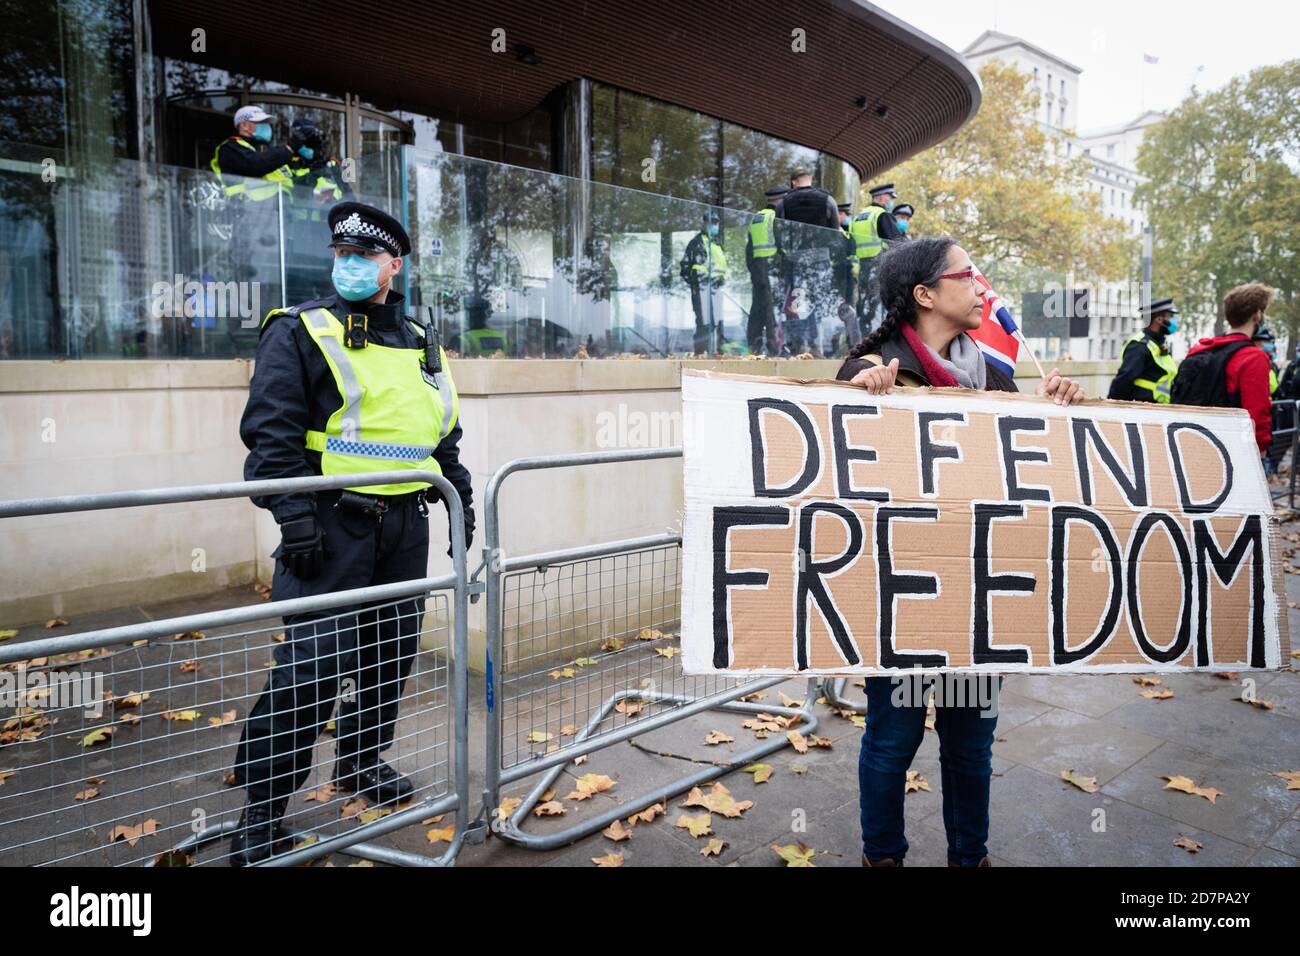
left=231, top=203, right=473, bottom=864
left=215, top=138, right=297, bottom=181
left=775, top=184, right=839, bottom=356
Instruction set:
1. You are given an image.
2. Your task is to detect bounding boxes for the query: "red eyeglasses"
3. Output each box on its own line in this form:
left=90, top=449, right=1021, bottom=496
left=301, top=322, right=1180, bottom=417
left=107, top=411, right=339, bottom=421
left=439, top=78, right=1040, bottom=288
left=939, top=270, right=976, bottom=282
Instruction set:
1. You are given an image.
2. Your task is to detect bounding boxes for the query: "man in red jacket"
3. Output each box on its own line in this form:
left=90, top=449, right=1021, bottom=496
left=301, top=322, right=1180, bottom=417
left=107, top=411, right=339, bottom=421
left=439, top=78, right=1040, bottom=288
left=1180, top=282, right=1276, bottom=454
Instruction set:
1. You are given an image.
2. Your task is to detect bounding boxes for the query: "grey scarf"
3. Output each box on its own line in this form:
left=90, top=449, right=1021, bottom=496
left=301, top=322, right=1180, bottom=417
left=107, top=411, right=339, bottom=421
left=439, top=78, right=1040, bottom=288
left=922, top=332, right=987, bottom=390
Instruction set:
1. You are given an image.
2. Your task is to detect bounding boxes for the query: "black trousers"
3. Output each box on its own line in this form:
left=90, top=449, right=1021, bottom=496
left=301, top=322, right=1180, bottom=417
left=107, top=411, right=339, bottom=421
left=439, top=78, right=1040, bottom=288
left=746, top=259, right=777, bottom=355
left=234, top=492, right=429, bottom=804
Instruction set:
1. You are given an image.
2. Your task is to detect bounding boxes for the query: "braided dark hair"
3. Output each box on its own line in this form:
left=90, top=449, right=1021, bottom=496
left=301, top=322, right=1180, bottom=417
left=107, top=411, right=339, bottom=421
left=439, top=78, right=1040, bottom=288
left=848, top=236, right=959, bottom=359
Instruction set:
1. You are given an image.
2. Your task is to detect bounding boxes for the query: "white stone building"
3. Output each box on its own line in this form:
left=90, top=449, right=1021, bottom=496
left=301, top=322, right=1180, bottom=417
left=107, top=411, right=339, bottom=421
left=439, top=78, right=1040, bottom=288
left=963, top=31, right=1165, bottom=361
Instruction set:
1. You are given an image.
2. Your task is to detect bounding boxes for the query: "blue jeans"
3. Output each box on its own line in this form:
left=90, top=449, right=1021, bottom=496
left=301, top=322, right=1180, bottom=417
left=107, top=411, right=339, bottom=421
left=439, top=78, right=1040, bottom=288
left=858, top=675, right=999, bottom=866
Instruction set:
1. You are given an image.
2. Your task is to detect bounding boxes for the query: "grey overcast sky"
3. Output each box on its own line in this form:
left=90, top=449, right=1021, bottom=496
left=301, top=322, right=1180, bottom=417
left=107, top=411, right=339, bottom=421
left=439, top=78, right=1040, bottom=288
left=871, top=0, right=1299, bottom=132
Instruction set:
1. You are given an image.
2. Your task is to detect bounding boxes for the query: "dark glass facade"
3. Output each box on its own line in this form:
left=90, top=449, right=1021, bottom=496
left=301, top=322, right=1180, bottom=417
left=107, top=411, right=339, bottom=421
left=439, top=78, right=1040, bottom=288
left=591, top=84, right=858, bottom=209
left=0, top=2, right=862, bottom=360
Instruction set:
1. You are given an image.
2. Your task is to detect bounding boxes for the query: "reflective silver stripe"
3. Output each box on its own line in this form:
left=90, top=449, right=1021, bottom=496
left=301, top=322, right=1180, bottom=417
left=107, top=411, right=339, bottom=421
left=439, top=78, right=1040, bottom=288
left=304, top=309, right=362, bottom=439
left=435, top=367, right=455, bottom=440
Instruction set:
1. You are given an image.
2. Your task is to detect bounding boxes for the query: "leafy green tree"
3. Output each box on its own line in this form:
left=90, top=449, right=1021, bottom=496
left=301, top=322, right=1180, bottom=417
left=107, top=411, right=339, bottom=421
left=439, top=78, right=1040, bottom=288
left=1134, top=60, right=1299, bottom=343
left=875, top=61, right=1133, bottom=283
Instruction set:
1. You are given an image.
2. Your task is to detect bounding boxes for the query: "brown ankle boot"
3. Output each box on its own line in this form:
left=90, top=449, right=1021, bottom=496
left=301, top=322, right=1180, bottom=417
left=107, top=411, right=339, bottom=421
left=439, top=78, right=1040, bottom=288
left=862, top=854, right=904, bottom=866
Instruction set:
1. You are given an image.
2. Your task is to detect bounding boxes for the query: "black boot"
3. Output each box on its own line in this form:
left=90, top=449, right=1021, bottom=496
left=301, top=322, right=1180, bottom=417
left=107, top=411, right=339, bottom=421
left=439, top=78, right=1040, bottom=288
left=229, top=797, right=290, bottom=867
left=334, top=757, right=414, bottom=806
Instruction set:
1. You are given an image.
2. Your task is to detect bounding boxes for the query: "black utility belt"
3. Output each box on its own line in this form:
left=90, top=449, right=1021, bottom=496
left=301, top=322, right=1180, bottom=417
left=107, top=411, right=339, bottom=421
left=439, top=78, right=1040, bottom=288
left=333, top=488, right=429, bottom=518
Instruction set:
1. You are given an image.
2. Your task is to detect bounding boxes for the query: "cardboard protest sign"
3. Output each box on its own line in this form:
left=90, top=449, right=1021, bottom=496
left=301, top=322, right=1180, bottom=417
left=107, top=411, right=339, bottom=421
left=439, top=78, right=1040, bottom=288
left=680, top=370, right=1289, bottom=676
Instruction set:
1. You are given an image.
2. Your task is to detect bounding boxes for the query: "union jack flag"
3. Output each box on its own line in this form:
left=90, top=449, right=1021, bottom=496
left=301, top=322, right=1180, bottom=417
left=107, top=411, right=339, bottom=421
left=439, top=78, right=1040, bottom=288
left=969, top=266, right=1020, bottom=377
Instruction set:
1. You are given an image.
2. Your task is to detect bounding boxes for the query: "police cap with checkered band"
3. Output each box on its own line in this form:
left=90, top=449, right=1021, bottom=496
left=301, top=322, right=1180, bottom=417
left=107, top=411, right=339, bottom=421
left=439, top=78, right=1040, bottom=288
left=327, top=201, right=411, bottom=257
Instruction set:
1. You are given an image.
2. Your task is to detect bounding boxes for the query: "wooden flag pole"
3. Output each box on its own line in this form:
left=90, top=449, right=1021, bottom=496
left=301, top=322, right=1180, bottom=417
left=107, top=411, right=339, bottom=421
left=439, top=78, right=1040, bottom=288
left=1014, top=329, right=1050, bottom=381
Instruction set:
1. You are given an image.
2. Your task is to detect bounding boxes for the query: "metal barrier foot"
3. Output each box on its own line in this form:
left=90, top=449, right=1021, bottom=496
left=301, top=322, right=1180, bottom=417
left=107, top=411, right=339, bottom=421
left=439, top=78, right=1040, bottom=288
left=488, top=678, right=821, bottom=852
left=818, top=677, right=867, bottom=715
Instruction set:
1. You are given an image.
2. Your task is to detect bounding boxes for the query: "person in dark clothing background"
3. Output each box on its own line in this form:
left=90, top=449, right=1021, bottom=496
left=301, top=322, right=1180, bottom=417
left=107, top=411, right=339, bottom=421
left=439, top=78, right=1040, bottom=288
left=1280, top=343, right=1300, bottom=400
left=775, top=170, right=838, bottom=355
left=837, top=236, right=1084, bottom=868
left=210, top=105, right=313, bottom=318
left=231, top=201, right=474, bottom=866
left=211, top=105, right=308, bottom=200
left=1107, top=297, right=1179, bottom=403
left=775, top=170, right=839, bottom=228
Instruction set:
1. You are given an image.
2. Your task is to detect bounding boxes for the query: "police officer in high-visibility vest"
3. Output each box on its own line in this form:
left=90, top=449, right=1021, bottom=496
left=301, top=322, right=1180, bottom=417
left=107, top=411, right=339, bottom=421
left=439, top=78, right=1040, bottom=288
left=211, top=106, right=308, bottom=203
left=285, top=118, right=351, bottom=304
left=745, top=186, right=786, bottom=356
left=680, top=210, right=728, bottom=355
left=287, top=119, right=348, bottom=209
left=850, top=183, right=903, bottom=335
left=1108, top=296, right=1180, bottom=403
left=212, top=106, right=310, bottom=315
left=231, top=202, right=473, bottom=866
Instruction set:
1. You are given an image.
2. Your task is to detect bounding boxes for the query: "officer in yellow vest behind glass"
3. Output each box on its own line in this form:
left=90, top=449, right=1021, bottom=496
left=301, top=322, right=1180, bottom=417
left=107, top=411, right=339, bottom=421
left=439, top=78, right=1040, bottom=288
left=745, top=186, right=786, bottom=356
left=231, top=202, right=473, bottom=866
left=851, top=183, right=903, bottom=337
left=287, top=118, right=348, bottom=212
left=681, top=210, right=728, bottom=355
left=211, top=105, right=307, bottom=202
left=1108, top=296, right=1180, bottom=403
left=284, top=118, right=351, bottom=304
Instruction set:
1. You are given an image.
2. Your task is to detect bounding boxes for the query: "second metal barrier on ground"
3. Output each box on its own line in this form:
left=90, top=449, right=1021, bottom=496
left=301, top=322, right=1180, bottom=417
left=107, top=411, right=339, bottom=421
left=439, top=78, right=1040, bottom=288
left=475, top=447, right=819, bottom=850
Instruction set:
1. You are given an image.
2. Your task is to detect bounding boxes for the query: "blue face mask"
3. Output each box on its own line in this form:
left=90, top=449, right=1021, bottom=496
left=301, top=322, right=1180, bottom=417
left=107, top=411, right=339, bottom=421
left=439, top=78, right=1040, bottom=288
left=1165, top=316, right=1179, bottom=334
left=252, top=122, right=272, bottom=143
left=885, top=199, right=895, bottom=212
left=707, top=223, right=719, bottom=237
left=1264, top=343, right=1276, bottom=356
left=332, top=253, right=384, bottom=302
left=297, top=146, right=314, bottom=160
left=896, top=218, right=910, bottom=234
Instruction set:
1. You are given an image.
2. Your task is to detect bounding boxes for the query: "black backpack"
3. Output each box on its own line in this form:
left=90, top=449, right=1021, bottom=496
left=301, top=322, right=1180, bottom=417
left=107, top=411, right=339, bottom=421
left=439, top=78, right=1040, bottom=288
left=1169, top=339, right=1253, bottom=407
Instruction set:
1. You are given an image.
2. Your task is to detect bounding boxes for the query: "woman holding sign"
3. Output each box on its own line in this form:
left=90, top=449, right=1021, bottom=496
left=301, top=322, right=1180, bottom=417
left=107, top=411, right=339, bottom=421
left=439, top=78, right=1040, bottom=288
left=837, top=237, right=1085, bottom=867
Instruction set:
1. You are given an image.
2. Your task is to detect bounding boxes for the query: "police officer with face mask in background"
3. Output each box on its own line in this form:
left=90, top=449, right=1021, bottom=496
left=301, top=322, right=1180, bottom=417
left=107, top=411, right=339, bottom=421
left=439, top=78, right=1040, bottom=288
left=210, top=106, right=312, bottom=318
left=231, top=201, right=473, bottom=866
left=211, top=106, right=307, bottom=202
left=850, top=183, right=903, bottom=336
left=1108, top=296, right=1180, bottom=403
left=891, top=203, right=914, bottom=239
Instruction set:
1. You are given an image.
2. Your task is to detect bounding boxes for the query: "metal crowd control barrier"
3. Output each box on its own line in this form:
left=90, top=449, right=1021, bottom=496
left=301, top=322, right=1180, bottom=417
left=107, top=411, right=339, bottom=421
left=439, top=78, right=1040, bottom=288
left=476, top=448, right=819, bottom=850
left=0, top=471, right=472, bottom=867
left=1266, top=398, right=1299, bottom=510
